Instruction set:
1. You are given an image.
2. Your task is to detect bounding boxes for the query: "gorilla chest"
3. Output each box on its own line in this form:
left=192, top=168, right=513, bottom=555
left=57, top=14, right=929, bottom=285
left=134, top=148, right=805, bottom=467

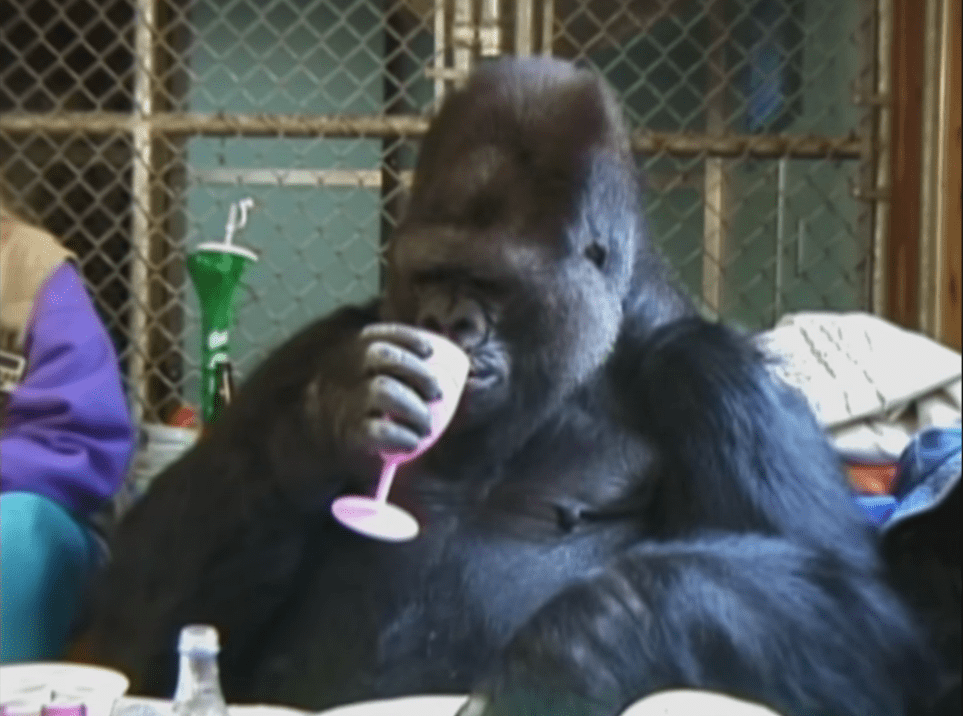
left=262, top=444, right=646, bottom=705
left=374, top=434, right=648, bottom=656
left=287, top=516, right=633, bottom=700
left=375, top=505, right=634, bottom=657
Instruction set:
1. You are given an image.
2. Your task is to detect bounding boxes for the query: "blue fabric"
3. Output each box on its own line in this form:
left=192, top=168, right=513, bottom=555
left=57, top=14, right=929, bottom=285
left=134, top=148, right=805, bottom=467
left=855, top=425, right=962, bottom=531
left=0, top=491, right=97, bottom=663
left=885, top=424, right=962, bottom=531
left=854, top=493, right=897, bottom=526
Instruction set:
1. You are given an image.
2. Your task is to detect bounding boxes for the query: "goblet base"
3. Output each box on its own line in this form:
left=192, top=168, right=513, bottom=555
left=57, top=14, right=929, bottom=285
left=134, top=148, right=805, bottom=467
left=331, top=496, right=420, bottom=542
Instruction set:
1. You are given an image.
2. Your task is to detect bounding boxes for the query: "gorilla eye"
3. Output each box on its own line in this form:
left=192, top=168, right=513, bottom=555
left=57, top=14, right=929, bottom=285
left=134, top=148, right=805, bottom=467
left=584, top=242, right=607, bottom=269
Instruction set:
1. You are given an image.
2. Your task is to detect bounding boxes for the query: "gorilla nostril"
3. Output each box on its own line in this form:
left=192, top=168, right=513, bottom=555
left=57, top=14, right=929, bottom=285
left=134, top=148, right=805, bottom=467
left=452, top=317, right=474, bottom=335
left=417, top=296, right=488, bottom=347
left=450, top=317, right=486, bottom=349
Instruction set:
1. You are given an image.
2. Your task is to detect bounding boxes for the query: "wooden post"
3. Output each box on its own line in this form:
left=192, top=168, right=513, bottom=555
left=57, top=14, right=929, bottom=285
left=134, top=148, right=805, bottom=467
left=130, top=0, right=157, bottom=423
left=702, top=0, right=729, bottom=319
left=937, top=0, right=961, bottom=348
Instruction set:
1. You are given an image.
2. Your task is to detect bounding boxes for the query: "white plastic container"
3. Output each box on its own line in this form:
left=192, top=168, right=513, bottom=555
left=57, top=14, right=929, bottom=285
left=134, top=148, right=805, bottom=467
left=0, top=663, right=130, bottom=716
left=115, top=423, right=199, bottom=514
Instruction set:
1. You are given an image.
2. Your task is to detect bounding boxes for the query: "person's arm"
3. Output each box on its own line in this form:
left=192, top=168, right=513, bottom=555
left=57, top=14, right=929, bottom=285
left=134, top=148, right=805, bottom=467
left=0, top=261, right=135, bottom=516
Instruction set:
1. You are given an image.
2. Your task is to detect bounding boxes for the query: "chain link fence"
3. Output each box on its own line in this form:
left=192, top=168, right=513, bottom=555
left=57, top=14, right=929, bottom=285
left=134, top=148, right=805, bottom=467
left=1, top=0, right=886, bottom=422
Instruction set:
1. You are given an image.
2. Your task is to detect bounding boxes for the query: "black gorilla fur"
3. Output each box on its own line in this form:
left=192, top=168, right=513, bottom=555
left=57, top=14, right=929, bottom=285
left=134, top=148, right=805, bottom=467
left=83, top=58, right=941, bottom=715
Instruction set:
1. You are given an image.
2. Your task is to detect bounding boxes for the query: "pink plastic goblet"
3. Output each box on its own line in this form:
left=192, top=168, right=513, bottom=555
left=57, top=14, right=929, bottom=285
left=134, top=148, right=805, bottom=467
left=332, top=331, right=470, bottom=542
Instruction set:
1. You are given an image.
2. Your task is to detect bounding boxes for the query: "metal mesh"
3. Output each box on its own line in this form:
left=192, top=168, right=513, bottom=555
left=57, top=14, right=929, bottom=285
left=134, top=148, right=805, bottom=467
left=0, top=0, right=885, bottom=421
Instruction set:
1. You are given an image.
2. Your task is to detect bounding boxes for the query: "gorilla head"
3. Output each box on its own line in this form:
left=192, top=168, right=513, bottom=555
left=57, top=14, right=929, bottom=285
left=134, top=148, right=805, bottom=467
left=383, top=58, right=660, bottom=439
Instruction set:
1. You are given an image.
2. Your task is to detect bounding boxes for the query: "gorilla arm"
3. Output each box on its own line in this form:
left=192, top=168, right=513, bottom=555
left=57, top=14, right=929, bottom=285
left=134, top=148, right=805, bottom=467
left=464, top=536, right=930, bottom=716
left=78, top=305, right=370, bottom=693
left=459, top=317, right=935, bottom=716
left=79, top=304, right=443, bottom=695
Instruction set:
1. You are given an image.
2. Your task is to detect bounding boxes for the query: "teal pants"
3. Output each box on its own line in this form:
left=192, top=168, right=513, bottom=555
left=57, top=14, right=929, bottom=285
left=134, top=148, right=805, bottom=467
left=0, top=491, right=97, bottom=663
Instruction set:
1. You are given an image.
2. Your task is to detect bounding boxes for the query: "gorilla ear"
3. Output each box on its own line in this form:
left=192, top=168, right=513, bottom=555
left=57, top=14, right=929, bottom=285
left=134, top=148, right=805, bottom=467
left=584, top=241, right=607, bottom=269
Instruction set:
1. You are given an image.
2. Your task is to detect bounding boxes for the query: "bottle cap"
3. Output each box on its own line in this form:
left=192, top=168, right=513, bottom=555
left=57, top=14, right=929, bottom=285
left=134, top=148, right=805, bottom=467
left=178, top=624, right=220, bottom=653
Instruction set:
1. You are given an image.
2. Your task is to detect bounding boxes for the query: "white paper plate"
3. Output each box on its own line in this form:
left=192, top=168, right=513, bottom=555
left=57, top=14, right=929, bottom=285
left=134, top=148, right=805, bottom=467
left=0, top=663, right=129, bottom=716
left=230, top=707, right=315, bottom=716
left=117, top=702, right=317, bottom=716
left=115, top=696, right=467, bottom=716
left=620, top=690, right=783, bottom=716
left=315, top=695, right=468, bottom=716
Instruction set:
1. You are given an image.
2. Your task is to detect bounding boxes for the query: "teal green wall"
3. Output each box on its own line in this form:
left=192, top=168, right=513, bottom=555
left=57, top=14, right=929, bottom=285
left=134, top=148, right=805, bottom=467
left=177, top=0, right=866, bottom=408
left=597, top=0, right=864, bottom=328
left=183, top=0, right=389, bottom=399
left=725, top=0, right=863, bottom=327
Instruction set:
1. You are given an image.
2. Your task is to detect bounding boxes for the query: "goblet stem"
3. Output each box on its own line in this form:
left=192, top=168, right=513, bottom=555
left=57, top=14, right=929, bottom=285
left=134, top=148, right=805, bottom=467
left=374, top=461, right=399, bottom=502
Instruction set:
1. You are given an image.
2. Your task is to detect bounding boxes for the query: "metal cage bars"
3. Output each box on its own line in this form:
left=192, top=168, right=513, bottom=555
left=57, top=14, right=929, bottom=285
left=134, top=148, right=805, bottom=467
left=0, top=0, right=891, bottom=420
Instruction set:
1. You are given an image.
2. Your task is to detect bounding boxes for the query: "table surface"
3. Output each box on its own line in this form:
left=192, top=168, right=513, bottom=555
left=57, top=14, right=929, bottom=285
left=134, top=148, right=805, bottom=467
left=115, top=695, right=468, bottom=716
left=116, top=690, right=782, bottom=716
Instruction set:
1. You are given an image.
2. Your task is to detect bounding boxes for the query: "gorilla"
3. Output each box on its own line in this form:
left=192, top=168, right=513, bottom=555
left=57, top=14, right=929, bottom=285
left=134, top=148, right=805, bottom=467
left=81, top=58, right=940, bottom=716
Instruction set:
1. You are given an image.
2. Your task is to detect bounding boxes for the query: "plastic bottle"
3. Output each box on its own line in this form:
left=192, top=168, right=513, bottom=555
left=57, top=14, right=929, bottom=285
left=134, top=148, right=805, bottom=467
left=172, top=625, right=230, bottom=716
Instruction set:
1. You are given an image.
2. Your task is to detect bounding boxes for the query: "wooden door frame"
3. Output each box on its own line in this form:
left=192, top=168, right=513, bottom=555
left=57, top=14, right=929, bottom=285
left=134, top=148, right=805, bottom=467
left=886, top=0, right=962, bottom=349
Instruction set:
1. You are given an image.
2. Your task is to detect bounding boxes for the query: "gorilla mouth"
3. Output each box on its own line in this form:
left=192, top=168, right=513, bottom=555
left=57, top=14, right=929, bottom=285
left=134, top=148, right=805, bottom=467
left=466, top=366, right=500, bottom=390
left=465, top=356, right=504, bottom=391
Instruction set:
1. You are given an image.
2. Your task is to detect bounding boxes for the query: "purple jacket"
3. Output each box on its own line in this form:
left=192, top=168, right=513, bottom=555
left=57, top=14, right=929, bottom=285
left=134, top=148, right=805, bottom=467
left=1, top=262, right=135, bottom=516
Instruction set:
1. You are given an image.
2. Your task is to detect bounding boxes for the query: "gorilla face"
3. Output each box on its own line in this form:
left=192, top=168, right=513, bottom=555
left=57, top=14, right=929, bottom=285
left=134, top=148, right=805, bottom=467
left=382, top=60, right=640, bottom=428
left=383, top=220, right=626, bottom=426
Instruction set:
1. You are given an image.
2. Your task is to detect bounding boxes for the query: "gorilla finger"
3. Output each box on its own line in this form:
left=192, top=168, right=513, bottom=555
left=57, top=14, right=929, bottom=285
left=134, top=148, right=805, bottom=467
left=361, top=323, right=434, bottom=359
left=361, top=417, right=422, bottom=454
left=367, top=376, right=432, bottom=437
left=365, top=341, right=443, bottom=401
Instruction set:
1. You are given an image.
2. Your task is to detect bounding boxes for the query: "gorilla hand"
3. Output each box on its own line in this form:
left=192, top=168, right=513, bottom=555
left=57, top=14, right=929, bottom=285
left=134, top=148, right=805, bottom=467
left=335, top=323, right=444, bottom=456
